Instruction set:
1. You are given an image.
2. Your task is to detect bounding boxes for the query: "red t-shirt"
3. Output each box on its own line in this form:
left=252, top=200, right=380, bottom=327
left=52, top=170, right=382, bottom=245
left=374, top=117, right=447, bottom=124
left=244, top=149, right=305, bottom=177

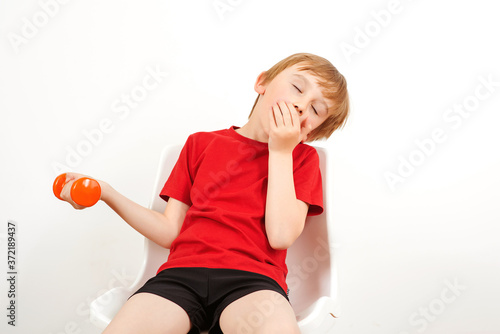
left=157, top=126, right=323, bottom=293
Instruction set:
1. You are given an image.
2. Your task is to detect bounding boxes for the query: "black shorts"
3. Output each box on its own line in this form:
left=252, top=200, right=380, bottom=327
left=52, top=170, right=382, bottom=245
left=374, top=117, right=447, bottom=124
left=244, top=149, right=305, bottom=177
left=130, top=267, right=289, bottom=334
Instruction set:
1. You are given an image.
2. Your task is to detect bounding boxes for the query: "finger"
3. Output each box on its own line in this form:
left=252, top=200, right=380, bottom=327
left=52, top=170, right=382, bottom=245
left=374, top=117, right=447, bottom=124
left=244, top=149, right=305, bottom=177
left=64, top=173, right=82, bottom=184
left=65, top=172, right=77, bottom=180
left=300, top=121, right=313, bottom=142
left=59, top=179, right=75, bottom=205
left=287, top=102, right=300, bottom=128
left=286, top=101, right=297, bottom=127
left=273, top=103, right=284, bottom=127
left=277, top=101, right=292, bottom=127
left=269, top=105, right=277, bottom=130
left=64, top=185, right=86, bottom=210
left=72, top=202, right=86, bottom=210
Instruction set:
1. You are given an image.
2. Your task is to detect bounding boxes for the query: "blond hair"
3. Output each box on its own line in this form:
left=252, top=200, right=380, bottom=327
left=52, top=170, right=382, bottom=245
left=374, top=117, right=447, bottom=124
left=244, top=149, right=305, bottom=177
left=249, top=53, right=350, bottom=141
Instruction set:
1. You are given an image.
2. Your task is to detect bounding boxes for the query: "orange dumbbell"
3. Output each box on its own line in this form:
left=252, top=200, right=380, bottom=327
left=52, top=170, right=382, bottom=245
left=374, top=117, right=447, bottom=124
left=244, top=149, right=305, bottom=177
left=53, top=173, right=101, bottom=207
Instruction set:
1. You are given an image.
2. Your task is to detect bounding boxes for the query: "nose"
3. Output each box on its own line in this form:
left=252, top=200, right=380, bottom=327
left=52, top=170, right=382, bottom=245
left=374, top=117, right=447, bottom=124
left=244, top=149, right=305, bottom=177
left=294, top=104, right=308, bottom=118
left=294, top=104, right=311, bottom=129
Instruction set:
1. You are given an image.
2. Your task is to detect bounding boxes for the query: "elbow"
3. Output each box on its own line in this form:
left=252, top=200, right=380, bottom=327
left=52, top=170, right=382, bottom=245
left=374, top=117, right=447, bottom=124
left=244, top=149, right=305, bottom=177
left=267, top=233, right=297, bottom=250
left=158, top=239, right=173, bottom=249
left=269, top=241, right=291, bottom=251
left=158, top=231, right=178, bottom=249
left=151, top=223, right=177, bottom=249
left=150, top=236, right=173, bottom=249
left=266, top=219, right=304, bottom=250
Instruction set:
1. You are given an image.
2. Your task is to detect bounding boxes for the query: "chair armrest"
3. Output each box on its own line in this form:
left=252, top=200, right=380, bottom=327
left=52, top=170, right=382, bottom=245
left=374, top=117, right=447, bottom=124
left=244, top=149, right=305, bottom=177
left=297, top=296, right=340, bottom=334
left=89, top=287, right=134, bottom=329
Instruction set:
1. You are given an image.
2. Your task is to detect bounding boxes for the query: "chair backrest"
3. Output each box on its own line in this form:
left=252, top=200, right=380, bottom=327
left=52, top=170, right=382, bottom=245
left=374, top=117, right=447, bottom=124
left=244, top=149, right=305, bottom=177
left=129, top=144, right=334, bottom=317
left=285, top=146, right=333, bottom=315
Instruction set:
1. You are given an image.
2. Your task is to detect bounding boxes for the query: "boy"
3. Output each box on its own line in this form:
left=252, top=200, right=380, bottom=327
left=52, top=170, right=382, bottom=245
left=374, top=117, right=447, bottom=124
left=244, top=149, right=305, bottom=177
left=60, top=53, right=349, bottom=334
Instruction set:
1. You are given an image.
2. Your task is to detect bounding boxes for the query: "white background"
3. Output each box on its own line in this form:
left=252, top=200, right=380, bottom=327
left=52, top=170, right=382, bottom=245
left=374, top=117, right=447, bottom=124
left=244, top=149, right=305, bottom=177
left=1, top=0, right=499, bottom=333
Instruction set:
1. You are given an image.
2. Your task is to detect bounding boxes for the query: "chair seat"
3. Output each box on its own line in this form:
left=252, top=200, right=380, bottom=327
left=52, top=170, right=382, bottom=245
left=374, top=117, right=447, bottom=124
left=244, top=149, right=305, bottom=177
left=90, top=288, right=339, bottom=334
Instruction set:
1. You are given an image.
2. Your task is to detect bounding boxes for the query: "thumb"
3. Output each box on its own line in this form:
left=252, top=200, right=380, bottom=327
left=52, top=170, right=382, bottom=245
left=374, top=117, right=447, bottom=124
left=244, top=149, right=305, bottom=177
left=300, top=122, right=313, bottom=142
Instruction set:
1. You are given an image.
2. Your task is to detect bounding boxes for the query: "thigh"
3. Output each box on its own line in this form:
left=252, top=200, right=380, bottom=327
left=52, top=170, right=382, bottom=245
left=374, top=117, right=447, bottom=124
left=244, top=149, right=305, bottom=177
left=219, top=290, right=300, bottom=334
left=102, top=292, right=191, bottom=334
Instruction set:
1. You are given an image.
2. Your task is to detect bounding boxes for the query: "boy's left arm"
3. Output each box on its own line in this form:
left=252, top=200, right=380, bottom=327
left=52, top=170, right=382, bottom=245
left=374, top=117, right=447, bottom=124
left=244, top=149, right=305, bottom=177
left=265, top=101, right=312, bottom=250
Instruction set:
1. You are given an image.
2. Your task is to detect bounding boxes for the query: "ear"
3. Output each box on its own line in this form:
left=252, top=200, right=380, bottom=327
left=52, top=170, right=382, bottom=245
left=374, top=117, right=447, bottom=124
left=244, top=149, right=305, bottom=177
left=254, top=71, right=267, bottom=95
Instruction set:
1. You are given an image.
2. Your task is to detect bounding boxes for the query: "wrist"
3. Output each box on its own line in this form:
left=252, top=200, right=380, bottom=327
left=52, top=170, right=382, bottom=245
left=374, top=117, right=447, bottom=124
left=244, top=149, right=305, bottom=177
left=268, top=146, right=294, bottom=156
left=268, top=149, right=293, bottom=167
left=98, top=180, right=113, bottom=203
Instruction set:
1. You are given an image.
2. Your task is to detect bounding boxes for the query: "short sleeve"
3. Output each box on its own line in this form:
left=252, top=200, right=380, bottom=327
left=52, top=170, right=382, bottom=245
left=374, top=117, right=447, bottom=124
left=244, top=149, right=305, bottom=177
left=159, top=135, right=194, bottom=206
left=293, top=147, right=324, bottom=216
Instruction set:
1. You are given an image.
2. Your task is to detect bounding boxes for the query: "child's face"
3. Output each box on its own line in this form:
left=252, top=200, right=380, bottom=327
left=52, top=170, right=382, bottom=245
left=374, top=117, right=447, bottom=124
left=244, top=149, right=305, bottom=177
left=254, top=63, right=333, bottom=141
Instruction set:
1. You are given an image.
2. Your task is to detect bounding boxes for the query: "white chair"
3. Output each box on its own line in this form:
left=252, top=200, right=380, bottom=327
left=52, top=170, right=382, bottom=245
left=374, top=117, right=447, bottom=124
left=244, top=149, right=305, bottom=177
left=90, top=144, right=340, bottom=333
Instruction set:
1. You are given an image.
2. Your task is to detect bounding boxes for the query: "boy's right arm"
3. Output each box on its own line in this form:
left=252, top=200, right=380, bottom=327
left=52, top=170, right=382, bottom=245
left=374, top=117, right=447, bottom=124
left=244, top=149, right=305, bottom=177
left=101, top=182, right=188, bottom=248
left=59, top=173, right=188, bottom=248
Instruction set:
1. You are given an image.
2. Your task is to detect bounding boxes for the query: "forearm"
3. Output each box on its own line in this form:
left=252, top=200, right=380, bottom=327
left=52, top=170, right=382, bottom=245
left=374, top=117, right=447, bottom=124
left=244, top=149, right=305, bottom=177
left=265, top=150, right=307, bottom=250
left=100, top=182, right=177, bottom=248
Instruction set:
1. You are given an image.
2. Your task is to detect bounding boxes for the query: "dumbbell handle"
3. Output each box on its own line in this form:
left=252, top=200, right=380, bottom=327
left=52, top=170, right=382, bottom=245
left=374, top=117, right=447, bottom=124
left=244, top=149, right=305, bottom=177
left=53, top=173, right=101, bottom=207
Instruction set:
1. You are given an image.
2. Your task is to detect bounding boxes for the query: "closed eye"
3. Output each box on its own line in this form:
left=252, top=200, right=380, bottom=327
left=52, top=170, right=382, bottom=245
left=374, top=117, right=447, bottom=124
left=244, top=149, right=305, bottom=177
left=312, top=105, right=318, bottom=115
left=293, top=84, right=302, bottom=93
